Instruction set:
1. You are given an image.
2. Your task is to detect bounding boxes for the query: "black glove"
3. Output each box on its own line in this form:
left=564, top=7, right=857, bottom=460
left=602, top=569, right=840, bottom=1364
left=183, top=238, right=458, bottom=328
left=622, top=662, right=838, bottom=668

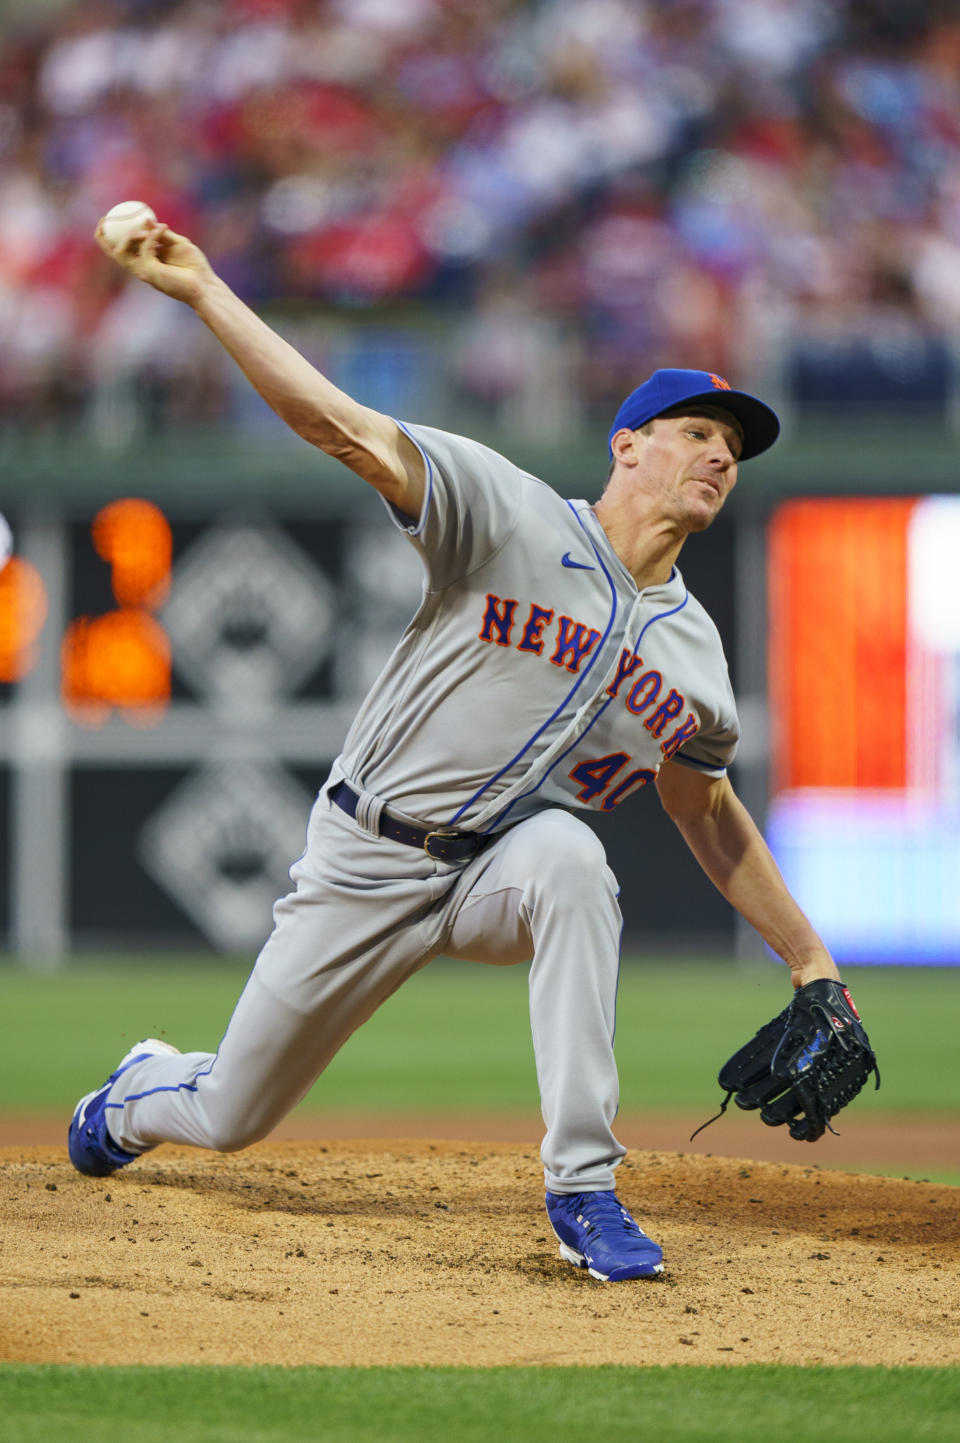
left=693, top=979, right=880, bottom=1143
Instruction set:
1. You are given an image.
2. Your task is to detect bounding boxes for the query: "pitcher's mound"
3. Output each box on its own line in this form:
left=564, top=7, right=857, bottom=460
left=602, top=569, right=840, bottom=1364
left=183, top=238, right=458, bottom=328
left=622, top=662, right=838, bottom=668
left=2, top=1140, right=957, bottom=1367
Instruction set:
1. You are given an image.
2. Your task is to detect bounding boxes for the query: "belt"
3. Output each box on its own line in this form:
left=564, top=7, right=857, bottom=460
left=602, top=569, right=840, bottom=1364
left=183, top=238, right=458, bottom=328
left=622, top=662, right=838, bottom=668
left=329, top=780, right=487, bottom=863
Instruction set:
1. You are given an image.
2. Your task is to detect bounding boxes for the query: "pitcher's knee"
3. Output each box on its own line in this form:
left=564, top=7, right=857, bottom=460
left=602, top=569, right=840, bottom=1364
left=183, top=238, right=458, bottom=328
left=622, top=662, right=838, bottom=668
left=517, top=814, right=618, bottom=908
left=203, top=1111, right=274, bottom=1154
left=552, top=835, right=607, bottom=885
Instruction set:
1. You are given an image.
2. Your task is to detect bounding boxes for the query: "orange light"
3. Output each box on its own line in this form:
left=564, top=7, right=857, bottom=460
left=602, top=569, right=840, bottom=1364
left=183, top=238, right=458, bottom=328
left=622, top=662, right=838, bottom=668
left=92, top=498, right=172, bottom=609
left=64, top=498, right=174, bottom=725
left=769, top=498, right=915, bottom=792
left=62, top=609, right=171, bottom=726
left=0, top=557, right=49, bottom=682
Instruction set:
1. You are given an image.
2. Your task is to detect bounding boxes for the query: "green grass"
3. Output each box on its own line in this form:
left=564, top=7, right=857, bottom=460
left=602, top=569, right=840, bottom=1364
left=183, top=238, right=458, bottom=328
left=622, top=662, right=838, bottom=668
left=3, top=956, right=958, bottom=1181
left=1, top=1364, right=959, bottom=1443
left=2, top=955, right=958, bottom=1117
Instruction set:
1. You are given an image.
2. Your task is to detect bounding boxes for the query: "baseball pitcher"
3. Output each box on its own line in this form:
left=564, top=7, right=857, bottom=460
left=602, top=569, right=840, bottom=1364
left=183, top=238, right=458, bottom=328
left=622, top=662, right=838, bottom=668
left=68, top=217, right=878, bottom=1282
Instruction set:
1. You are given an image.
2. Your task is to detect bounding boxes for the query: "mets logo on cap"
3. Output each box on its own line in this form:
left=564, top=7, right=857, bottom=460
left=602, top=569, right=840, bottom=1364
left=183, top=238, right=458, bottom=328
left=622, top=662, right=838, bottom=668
left=709, top=373, right=731, bottom=390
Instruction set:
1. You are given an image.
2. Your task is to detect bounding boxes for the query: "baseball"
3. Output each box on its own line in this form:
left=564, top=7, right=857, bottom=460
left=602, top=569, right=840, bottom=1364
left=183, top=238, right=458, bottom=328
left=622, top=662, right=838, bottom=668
left=101, top=200, right=156, bottom=249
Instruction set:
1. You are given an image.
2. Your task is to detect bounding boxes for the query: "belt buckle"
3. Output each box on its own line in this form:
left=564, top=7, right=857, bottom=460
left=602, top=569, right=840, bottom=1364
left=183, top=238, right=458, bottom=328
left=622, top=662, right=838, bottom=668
left=423, top=828, right=462, bottom=860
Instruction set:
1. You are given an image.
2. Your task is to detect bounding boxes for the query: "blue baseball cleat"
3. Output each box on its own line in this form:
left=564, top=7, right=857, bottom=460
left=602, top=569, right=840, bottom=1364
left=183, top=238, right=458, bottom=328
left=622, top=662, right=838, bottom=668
left=68, top=1038, right=180, bottom=1177
left=546, top=1190, right=664, bottom=1280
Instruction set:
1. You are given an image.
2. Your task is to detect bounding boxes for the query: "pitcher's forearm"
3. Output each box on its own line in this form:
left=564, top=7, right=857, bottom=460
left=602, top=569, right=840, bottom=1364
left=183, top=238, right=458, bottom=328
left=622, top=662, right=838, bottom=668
left=710, top=841, right=837, bottom=982
left=97, top=218, right=424, bottom=507
left=192, top=276, right=361, bottom=448
left=190, top=274, right=423, bottom=506
left=673, top=790, right=839, bottom=985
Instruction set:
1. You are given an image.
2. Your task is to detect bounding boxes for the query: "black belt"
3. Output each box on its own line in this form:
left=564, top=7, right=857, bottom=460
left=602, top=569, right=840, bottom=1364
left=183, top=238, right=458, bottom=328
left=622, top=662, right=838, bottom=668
left=330, top=780, right=487, bottom=863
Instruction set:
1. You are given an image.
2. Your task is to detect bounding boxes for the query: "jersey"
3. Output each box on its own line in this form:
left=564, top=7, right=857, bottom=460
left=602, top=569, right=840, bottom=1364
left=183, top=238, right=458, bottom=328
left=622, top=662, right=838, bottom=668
left=333, top=423, right=739, bottom=833
left=98, top=426, right=740, bottom=1203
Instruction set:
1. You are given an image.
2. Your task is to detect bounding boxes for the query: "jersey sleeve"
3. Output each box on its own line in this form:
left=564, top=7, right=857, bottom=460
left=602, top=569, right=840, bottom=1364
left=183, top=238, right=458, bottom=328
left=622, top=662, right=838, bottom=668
left=671, top=676, right=740, bottom=777
left=381, top=422, right=524, bottom=590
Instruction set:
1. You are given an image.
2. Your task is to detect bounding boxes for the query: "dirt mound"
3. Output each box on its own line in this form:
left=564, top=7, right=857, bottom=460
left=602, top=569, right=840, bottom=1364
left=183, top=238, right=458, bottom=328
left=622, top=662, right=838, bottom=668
left=5, top=1109, right=959, bottom=1175
left=2, top=1140, right=957, bottom=1367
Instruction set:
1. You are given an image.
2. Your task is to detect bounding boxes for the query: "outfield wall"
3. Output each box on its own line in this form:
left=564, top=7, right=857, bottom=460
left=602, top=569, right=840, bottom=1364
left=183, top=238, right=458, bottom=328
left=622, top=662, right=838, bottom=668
left=1, top=414, right=958, bottom=963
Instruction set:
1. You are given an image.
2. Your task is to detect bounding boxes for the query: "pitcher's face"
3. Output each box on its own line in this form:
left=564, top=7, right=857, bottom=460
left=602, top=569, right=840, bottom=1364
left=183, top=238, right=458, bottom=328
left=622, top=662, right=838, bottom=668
left=614, top=406, right=742, bottom=532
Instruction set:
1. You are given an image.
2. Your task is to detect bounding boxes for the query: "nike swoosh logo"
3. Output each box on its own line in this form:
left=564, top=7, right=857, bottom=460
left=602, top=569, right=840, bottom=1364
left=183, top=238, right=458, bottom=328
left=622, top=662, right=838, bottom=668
left=561, top=553, right=595, bottom=570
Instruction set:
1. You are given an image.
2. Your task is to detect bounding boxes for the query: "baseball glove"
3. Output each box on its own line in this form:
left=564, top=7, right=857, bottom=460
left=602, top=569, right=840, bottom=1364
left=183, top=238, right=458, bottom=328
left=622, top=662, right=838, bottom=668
left=692, top=979, right=880, bottom=1143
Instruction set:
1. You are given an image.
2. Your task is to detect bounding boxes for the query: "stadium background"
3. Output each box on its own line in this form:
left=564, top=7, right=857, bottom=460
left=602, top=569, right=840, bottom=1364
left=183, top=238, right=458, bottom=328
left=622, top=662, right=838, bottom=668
left=2, top=1, right=960, bottom=1431
left=3, top=0, right=960, bottom=966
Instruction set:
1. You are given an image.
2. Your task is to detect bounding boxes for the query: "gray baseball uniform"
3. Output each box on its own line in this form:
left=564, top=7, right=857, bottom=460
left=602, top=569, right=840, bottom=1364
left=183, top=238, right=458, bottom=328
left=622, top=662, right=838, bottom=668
left=104, top=423, right=739, bottom=1193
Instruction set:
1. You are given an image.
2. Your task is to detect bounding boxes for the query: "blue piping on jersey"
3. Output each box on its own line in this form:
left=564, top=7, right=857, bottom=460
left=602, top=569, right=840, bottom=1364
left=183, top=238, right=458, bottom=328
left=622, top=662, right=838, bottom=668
left=674, top=749, right=724, bottom=773
left=446, top=502, right=620, bottom=827
left=395, top=420, right=434, bottom=536
left=484, top=567, right=691, bottom=832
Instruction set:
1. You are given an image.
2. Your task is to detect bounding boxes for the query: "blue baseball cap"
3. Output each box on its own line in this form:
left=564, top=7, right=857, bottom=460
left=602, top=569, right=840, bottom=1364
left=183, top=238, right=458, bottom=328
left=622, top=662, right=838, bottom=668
left=608, top=368, right=780, bottom=461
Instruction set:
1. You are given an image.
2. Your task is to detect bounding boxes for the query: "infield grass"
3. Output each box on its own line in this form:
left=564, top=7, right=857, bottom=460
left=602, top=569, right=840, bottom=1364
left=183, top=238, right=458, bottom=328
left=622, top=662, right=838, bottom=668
left=2, top=955, right=958, bottom=1110
left=2, top=957, right=958, bottom=1181
left=2, top=1364, right=960, bottom=1443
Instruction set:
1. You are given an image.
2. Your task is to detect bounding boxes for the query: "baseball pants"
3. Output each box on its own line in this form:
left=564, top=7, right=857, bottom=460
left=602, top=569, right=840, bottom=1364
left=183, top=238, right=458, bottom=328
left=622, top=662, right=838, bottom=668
left=106, top=784, right=628, bottom=1193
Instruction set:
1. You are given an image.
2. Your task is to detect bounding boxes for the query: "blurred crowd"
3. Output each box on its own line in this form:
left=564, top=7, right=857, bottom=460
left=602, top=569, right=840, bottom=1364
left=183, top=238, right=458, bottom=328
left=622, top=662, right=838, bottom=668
left=1, top=0, right=959, bottom=440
